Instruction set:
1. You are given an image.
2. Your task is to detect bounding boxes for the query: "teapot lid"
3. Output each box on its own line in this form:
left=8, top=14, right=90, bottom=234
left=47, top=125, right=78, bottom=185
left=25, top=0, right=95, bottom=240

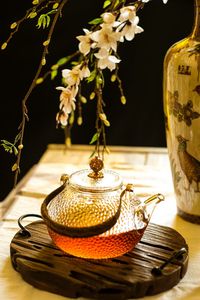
left=69, top=168, right=122, bottom=192
left=67, top=156, right=122, bottom=192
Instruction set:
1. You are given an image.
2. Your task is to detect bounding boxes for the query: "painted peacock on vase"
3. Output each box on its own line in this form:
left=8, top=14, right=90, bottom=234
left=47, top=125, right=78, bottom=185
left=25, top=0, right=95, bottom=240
left=177, top=135, right=200, bottom=193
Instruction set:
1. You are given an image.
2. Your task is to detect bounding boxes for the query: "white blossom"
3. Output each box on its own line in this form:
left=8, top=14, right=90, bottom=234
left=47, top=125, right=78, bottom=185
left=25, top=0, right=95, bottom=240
left=118, top=16, right=143, bottom=41
left=119, top=6, right=137, bottom=23
left=121, top=24, right=143, bottom=41
left=91, top=23, right=121, bottom=52
left=80, top=65, right=91, bottom=79
left=101, top=12, right=116, bottom=25
left=115, top=6, right=143, bottom=41
left=56, top=111, right=68, bottom=126
left=62, top=65, right=82, bottom=86
left=94, top=48, right=120, bottom=71
left=62, top=64, right=90, bottom=86
left=56, top=86, right=77, bottom=114
left=76, top=29, right=93, bottom=55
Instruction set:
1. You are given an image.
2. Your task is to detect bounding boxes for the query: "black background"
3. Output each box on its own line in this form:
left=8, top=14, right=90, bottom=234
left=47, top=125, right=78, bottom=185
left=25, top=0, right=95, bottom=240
left=0, top=0, right=194, bottom=200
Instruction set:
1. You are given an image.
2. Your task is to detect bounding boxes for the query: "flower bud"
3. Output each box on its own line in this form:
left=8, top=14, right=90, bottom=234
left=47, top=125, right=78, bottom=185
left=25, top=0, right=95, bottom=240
left=104, top=119, right=110, bottom=127
left=36, top=77, right=44, bottom=84
left=1, top=42, right=7, bottom=50
left=111, top=74, right=117, bottom=82
left=53, top=3, right=59, bottom=9
left=69, top=114, right=74, bottom=125
left=90, top=92, right=95, bottom=100
left=121, top=96, right=126, bottom=105
left=10, top=22, right=17, bottom=29
left=97, top=76, right=103, bottom=84
left=12, top=163, right=18, bottom=172
left=99, top=113, right=107, bottom=121
left=77, top=116, right=83, bottom=126
left=80, top=96, right=87, bottom=103
left=41, top=58, right=46, bottom=66
left=32, top=0, right=39, bottom=5
left=43, top=39, right=50, bottom=46
left=28, top=12, right=37, bottom=19
left=18, top=144, right=24, bottom=150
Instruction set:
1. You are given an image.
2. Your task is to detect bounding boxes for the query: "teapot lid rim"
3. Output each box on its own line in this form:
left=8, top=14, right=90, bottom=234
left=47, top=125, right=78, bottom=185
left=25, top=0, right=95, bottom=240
left=69, top=168, right=123, bottom=192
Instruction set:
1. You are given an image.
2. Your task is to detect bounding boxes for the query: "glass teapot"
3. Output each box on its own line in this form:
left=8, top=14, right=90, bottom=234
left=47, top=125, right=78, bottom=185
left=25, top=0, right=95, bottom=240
left=41, top=157, right=164, bottom=259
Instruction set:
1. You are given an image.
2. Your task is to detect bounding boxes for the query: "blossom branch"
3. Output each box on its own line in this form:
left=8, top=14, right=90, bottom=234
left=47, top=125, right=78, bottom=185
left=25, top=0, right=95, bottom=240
left=1, top=0, right=168, bottom=186
left=13, top=0, right=69, bottom=186
left=55, top=0, right=168, bottom=158
left=1, top=0, right=58, bottom=50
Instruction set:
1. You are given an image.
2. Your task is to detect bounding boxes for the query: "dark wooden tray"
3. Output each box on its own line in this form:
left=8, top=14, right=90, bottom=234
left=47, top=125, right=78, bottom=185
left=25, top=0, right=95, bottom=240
left=10, top=221, right=188, bottom=300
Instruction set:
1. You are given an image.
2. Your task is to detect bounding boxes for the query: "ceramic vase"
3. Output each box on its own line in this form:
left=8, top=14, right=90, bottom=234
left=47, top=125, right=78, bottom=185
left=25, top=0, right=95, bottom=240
left=163, top=0, right=200, bottom=223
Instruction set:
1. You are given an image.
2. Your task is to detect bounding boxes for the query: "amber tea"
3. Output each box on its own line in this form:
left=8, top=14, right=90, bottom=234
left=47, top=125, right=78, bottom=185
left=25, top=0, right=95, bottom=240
left=48, top=226, right=147, bottom=259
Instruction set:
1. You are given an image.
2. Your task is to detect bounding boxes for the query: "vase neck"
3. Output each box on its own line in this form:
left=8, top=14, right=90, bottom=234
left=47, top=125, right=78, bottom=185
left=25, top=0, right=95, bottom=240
left=191, top=0, right=200, bottom=39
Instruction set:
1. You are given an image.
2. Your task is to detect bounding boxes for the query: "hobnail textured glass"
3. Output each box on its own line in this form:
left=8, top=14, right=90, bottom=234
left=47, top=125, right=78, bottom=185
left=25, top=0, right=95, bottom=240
left=47, top=169, right=123, bottom=228
left=44, top=167, right=150, bottom=259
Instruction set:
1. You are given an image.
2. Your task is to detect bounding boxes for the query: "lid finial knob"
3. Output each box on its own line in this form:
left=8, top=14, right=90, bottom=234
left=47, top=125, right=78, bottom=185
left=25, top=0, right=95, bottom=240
left=88, top=156, right=104, bottom=179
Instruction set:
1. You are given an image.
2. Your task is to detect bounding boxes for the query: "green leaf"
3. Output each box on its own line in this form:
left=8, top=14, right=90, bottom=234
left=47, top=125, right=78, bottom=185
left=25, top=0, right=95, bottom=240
left=37, top=13, right=53, bottom=29
left=1, top=139, right=14, bottom=146
left=89, top=132, right=99, bottom=145
left=46, top=15, right=51, bottom=28
left=37, top=15, right=46, bottom=29
left=37, top=18, right=42, bottom=28
left=113, top=0, right=120, bottom=9
left=14, top=132, right=21, bottom=144
left=47, top=9, right=57, bottom=15
left=71, top=61, right=79, bottom=66
left=57, top=57, right=69, bottom=66
left=42, top=16, right=46, bottom=29
left=1, top=140, right=14, bottom=154
left=1, top=136, right=20, bottom=156
left=103, top=0, right=111, bottom=9
left=13, top=146, right=18, bottom=156
left=88, top=17, right=102, bottom=25
left=51, top=70, right=58, bottom=80
left=86, top=69, right=97, bottom=83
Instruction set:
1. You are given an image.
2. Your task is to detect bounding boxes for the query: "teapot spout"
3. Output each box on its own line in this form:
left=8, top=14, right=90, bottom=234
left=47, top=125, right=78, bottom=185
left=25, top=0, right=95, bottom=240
left=143, top=193, right=164, bottom=220
left=144, top=194, right=165, bottom=205
left=144, top=193, right=165, bottom=206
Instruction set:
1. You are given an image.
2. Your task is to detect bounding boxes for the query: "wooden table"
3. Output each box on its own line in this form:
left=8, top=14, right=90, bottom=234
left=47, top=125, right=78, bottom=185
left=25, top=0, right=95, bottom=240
left=0, top=145, right=200, bottom=300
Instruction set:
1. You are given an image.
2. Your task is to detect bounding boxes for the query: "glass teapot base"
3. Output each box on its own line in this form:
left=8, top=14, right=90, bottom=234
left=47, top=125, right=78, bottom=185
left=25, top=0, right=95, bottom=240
left=48, top=227, right=147, bottom=259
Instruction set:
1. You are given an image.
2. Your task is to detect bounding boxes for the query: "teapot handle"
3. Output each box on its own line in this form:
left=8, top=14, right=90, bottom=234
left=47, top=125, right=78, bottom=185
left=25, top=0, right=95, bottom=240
left=41, top=174, right=123, bottom=238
